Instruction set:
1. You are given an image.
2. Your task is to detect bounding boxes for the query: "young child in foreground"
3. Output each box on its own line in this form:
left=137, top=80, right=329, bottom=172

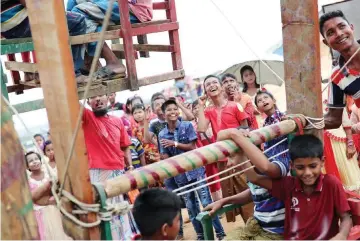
left=216, top=130, right=353, bottom=240
left=132, top=188, right=181, bottom=240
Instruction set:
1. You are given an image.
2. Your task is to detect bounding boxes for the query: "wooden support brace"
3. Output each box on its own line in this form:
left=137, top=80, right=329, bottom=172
left=137, top=35, right=150, bottom=57
left=281, top=0, right=323, bottom=139
left=112, top=44, right=175, bottom=52
left=5, top=61, right=38, bottom=73
left=1, top=97, right=39, bottom=240
left=7, top=54, right=23, bottom=94
left=25, top=0, right=99, bottom=239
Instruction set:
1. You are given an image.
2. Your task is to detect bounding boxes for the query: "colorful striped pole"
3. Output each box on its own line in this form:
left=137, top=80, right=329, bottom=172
left=105, top=119, right=300, bottom=198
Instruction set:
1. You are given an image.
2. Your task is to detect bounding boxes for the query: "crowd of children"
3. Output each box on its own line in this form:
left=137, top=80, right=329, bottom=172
left=21, top=9, right=360, bottom=241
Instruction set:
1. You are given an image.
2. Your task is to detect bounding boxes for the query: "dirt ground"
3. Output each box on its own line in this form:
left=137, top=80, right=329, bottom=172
left=181, top=208, right=245, bottom=240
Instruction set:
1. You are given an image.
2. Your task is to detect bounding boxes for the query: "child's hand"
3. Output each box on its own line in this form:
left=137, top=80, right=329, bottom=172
left=217, top=128, right=250, bottom=142
left=198, top=95, right=207, bottom=107
left=203, top=200, right=224, bottom=217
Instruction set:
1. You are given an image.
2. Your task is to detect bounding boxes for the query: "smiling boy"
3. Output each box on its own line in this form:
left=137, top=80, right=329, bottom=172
left=217, top=130, right=353, bottom=240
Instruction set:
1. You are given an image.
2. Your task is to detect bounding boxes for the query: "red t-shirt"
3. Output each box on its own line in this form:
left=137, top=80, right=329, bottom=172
left=271, top=174, right=350, bottom=240
left=82, top=108, right=131, bottom=170
left=204, top=101, right=249, bottom=139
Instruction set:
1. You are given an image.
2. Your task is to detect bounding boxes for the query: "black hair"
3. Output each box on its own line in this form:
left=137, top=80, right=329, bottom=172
left=131, top=96, right=144, bottom=106
left=221, top=73, right=237, bottom=83
left=125, top=97, right=132, bottom=114
left=34, top=133, right=44, bottom=140
left=43, top=140, right=52, bottom=154
left=319, top=10, right=350, bottom=38
left=131, top=103, right=146, bottom=115
left=151, top=92, right=166, bottom=110
left=192, top=99, right=199, bottom=109
left=254, top=89, right=276, bottom=107
left=133, top=188, right=181, bottom=237
left=203, top=75, right=221, bottom=91
left=161, top=99, right=177, bottom=113
left=25, top=151, right=42, bottom=169
left=240, top=65, right=260, bottom=93
left=289, top=135, right=323, bottom=161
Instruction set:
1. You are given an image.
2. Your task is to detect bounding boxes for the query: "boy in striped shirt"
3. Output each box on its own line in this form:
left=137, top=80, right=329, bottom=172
left=320, top=10, right=360, bottom=130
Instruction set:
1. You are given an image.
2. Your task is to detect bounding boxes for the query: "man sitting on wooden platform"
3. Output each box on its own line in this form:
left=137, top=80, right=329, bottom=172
left=67, top=0, right=153, bottom=80
left=1, top=0, right=92, bottom=85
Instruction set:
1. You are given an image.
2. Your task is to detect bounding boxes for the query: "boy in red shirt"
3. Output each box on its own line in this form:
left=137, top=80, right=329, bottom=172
left=197, top=75, right=254, bottom=223
left=217, top=130, right=353, bottom=240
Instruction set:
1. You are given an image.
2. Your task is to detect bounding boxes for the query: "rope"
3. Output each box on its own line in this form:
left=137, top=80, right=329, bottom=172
left=322, top=46, right=360, bottom=94
left=286, top=114, right=324, bottom=130
left=209, top=0, right=285, bottom=84
left=176, top=149, right=289, bottom=196
left=172, top=137, right=288, bottom=193
left=59, top=0, right=116, bottom=198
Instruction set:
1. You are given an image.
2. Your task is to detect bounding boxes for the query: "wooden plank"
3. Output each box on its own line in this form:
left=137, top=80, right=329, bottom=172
left=7, top=84, right=35, bottom=93
left=281, top=0, right=323, bottom=139
left=12, top=70, right=185, bottom=114
left=1, top=60, right=9, bottom=100
left=112, top=44, right=175, bottom=52
left=7, top=54, right=23, bottom=94
left=131, top=22, right=179, bottom=37
left=1, top=42, right=34, bottom=55
left=5, top=61, right=38, bottom=73
left=139, top=69, right=185, bottom=86
left=106, top=19, right=170, bottom=30
left=25, top=0, right=99, bottom=239
left=153, top=2, right=169, bottom=10
left=1, top=97, right=39, bottom=240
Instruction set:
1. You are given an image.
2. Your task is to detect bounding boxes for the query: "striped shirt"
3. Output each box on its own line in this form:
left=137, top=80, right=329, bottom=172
left=248, top=109, right=291, bottom=234
left=328, top=44, right=360, bottom=108
left=129, top=138, right=144, bottom=168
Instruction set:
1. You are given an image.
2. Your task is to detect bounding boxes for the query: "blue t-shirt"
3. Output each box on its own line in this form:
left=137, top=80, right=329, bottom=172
left=159, top=120, right=204, bottom=184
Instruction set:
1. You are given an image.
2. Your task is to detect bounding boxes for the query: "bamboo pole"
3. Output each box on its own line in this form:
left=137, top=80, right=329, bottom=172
left=281, top=0, right=323, bottom=139
left=1, top=97, right=39, bottom=240
left=104, top=120, right=300, bottom=197
left=25, top=1, right=99, bottom=239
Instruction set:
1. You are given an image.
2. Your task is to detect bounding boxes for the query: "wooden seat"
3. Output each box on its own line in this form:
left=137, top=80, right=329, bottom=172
left=1, top=0, right=185, bottom=97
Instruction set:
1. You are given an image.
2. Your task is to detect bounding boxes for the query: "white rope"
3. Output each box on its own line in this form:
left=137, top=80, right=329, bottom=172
left=322, top=46, right=360, bottom=93
left=59, top=0, right=116, bottom=198
left=176, top=149, right=289, bottom=196
left=209, top=0, right=285, bottom=84
left=287, top=114, right=325, bottom=130
left=172, top=137, right=288, bottom=193
left=177, top=165, right=255, bottom=197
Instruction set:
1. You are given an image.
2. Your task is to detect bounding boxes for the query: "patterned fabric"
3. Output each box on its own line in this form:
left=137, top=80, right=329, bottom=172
left=328, top=40, right=360, bottom=108
left=263, top=109, right=290, bottom=175
left=159, top=120, right=205, bottom=183
left=0, top=1, right=27, bottom=32
left=132, top=126, right=160, bottom=164
left=129, top=137, right=144, bottom=168
left=89, top=169, right=139, bottom=240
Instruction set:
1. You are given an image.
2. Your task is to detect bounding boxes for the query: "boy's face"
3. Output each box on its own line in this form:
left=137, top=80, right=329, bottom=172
left=292, top=157, right=324, bottom=186
left=153, top=98, right=165, bottom=116
left=256, top=93, right=275, bottom=113
left=204, top=77, right=222, bottom=97
left=322, top=17, right=355, bottom=53
left=222, top=77, right=238, bottom=98
left=161, top=213, right=181, bottom=240
left=165, top=104, right=179, bottom=121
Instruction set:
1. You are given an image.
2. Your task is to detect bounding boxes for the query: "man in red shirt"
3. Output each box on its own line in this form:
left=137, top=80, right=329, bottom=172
left=218, top=130, right=353, bottom=240
left=83, top=94, right=137, bottom=240
left=197, top=75, right=254, bottom=223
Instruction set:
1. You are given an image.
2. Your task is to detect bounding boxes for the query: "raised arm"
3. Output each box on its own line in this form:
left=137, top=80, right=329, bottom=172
left=177, top=101, right=195, bottom=121
left=197, top=97, right=210, bottom=132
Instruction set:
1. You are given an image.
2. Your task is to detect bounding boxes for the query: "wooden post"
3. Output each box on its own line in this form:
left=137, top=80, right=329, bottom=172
left=1, top=97, right=39, bottom=240
left=25, top=0, right=99, bottom=239
left=166, top=0, right=183, bottom=73
left=281, top=0, right=323, bottom=139
left=118, top=0, right=138, bottom=90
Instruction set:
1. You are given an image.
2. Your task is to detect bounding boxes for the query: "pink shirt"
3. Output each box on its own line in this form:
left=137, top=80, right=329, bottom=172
left=82, top=108, right=131, bottom=170
left=129, top=0, right=153, bottom=22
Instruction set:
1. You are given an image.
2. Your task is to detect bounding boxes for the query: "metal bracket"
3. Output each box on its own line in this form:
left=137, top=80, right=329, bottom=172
left=92, top=183, right=113, bottom=240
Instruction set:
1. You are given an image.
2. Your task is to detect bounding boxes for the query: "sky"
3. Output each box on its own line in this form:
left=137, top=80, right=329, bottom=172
left=4, top=0, right=340, bottom=136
